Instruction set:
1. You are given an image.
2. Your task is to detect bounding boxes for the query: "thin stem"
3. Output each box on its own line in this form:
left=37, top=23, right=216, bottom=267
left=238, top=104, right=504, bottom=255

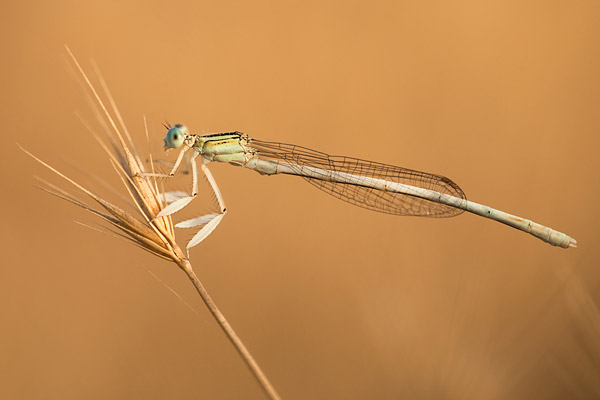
left=177, top=259, right=282, bottom=400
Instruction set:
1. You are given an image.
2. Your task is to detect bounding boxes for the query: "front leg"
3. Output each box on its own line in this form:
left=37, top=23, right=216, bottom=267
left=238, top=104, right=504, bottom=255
left=156, top=149, right=199, bottom=218
left=142, top=145, right=189, bottom=179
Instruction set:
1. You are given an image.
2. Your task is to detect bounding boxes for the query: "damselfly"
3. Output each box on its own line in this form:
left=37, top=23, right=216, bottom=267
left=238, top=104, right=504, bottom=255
left=146, top=124, right=576, bottom=251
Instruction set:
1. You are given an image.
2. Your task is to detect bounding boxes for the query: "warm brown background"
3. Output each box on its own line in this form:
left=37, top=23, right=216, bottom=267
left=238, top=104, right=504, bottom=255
left=1, top=1, right=599, bottom=399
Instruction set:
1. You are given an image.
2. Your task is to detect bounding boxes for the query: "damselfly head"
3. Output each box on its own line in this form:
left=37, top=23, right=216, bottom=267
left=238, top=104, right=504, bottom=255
left=163, top=123, right=189, bottom=151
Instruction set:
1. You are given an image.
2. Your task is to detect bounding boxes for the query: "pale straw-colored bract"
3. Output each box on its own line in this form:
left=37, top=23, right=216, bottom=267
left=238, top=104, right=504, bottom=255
left=21, top=46, right=281, bottom=400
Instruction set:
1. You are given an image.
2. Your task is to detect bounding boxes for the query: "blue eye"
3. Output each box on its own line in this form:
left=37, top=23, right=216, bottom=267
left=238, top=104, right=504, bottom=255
left=163, top=124, right=188, bottom=149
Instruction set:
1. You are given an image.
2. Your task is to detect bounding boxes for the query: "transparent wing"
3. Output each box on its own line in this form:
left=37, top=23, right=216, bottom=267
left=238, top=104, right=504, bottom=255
left=248, top=139, right=466, bottom=217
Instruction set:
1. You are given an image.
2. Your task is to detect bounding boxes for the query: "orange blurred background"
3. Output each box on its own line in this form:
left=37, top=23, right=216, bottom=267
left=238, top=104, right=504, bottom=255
left=1, top=1, right=599, bottom=399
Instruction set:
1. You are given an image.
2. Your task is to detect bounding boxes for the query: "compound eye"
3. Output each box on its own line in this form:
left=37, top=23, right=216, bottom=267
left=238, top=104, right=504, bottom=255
left=163, top=124, right=188, bottom=149
left=173, top=123, right=189, bottom=136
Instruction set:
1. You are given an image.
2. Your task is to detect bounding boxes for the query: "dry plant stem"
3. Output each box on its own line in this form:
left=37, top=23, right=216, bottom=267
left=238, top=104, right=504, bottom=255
left=34, top=48, right=283, bottom=399
left=177, top=259, right=282, bottom=400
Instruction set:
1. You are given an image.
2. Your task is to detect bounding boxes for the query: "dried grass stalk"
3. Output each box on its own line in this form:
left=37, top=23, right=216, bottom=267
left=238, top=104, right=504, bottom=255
left=21, top=46, right=281, bottom=400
